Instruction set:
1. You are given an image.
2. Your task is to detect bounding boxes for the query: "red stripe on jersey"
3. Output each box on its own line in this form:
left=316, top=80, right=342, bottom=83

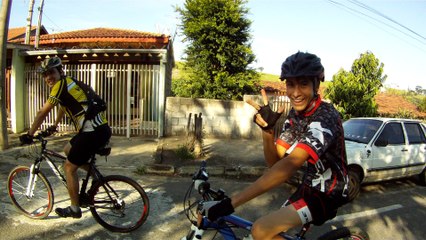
left=292, top=199, right=307, bottom=210
left=296, top=143, right=319, bottom=162
left=276, top=139, right=291, bottom=149
left=327, top=175, right=337, bottom=195
left=303, top=96, right=322, bottom=117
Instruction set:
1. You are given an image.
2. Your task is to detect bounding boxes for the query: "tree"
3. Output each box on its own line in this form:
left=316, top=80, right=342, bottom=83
left=325, top=51, right=387, bottom=119
left=414, top=85, right=426, bottom=95
left=174, top=0, right=260, bottom=100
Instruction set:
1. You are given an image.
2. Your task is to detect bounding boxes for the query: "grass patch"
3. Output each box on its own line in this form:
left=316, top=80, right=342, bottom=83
left=259, top=72, right=280, bottom=82
left=175, top=145, right=195, bottom=160
left=135, top=166, right=146, bottom=175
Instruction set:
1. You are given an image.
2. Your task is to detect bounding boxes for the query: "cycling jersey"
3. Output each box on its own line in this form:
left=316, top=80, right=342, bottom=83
left=48, top=76, right=108, bottom=132
left=277, top=96, right=349, bottom=202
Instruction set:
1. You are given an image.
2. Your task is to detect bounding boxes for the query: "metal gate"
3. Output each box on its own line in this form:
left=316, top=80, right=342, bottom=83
left=24, top=63, right=162, bottom=137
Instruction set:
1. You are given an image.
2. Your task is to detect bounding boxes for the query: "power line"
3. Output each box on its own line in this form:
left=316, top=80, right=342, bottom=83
left=326, top=0, right=426, bottom=52
left=348, top=0, right=425, bottom=41
left=41, top=12, right=63, bottom=32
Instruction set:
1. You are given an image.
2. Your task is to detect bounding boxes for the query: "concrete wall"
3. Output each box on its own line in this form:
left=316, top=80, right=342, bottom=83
left=165, top=95, right=267, bottom=139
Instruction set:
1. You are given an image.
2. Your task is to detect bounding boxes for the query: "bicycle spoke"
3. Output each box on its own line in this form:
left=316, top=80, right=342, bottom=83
left=90, top=175, right=149, bottom=232
left=7, top=166, right=54, bottom=219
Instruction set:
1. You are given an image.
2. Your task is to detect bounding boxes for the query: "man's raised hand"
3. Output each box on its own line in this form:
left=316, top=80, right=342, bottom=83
left=246, top=89, right=285, bottom=131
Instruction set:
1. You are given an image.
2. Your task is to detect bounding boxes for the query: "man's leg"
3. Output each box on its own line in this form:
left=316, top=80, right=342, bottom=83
left=251, top=204, right=302, bottom=240
left=64, top=159, right=80, bottom=207
left=55, top=143, right=82, bottom=218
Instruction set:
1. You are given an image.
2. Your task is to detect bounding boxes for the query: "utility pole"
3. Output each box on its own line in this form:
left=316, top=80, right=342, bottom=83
left=0, top=0, right=12, bottom=150
left=34, top=0, right=44, bottom=48
left=24, top=0, right=35, bottom=44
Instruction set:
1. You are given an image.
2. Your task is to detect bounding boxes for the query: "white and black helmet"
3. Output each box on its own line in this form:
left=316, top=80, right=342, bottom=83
left=38, top=57, right=62, bottom=74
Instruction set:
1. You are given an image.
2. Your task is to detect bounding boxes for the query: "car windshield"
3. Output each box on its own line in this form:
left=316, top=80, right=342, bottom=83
left=343, top=119, right=383, bottom=144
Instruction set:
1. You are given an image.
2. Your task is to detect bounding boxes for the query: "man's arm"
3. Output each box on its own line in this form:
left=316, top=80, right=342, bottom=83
left=53, top=107, right=65, bottom=127
left=231, top=147, right=309, bottom=208
left=28, top=101, right=55, bottom=136
left=262, top=130, right=287, bottom=167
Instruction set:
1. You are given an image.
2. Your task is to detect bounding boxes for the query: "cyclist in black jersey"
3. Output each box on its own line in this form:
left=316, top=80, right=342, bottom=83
left=200, top=52, right=349, bottom=240
left=20, top=57, right=111, bottom=219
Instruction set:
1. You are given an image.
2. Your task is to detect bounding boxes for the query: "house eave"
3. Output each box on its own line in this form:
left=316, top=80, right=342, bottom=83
left=19, top=48, right=168, bottom=56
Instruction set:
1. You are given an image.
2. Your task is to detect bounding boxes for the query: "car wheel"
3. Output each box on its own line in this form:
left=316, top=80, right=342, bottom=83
left=347, top=170, right=361, bottom=202
left=418, top=168, right=426, bottom=186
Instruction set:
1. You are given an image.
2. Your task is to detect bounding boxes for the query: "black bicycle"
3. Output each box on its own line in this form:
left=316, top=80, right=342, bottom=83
left=7, top=130, right=150, bottom=233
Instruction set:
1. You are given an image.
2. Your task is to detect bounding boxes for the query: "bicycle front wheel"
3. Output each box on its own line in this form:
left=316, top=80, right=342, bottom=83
left=317, top=226, right=369, bottom=240
left=7, top=166, right=54, bottom=219
left=89, top=175, right=149, bottom=232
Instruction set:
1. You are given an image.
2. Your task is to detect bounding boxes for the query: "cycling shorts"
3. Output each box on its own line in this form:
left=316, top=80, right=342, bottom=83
left=68, top=124, right=111, bottom=166
left=283, top=184, right=339, bottom=226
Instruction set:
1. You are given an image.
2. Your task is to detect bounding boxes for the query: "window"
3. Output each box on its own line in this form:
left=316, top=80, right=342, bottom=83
left=376, top=122, right=405, bottom=145
left=405, top=123, right=426, bottom=144
left=343, top=119, right=382, bottom=144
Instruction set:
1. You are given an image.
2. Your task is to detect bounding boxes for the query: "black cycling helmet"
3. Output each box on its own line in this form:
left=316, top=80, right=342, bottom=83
left=38, top=57, right=62, bottom=74
left=279, top=52, right=324, bottom=81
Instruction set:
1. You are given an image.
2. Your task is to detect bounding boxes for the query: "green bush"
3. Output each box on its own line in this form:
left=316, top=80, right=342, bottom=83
left=175, top=145, right=195, bottom=160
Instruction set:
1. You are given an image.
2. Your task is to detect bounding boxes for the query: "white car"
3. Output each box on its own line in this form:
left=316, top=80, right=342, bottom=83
left=343, top=117, right=426, bottom=201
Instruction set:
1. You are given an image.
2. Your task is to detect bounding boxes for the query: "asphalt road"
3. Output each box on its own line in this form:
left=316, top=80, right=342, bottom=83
left=1, top=161, right=425, bottom=240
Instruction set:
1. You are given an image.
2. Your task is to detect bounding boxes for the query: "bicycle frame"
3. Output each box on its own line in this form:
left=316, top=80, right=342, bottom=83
left=193, top=213, right=304, bottom=240
left=25, top=135, right=101, bottom=201
left=25, top=139, right=67, bottom=198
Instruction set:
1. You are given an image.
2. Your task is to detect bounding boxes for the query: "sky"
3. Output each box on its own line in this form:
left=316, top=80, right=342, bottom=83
left=7, top=0, right=426, bottom=90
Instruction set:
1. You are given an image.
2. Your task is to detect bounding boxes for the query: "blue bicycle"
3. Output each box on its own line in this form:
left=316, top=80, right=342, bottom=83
left=181, top=161, right=369, bottom=240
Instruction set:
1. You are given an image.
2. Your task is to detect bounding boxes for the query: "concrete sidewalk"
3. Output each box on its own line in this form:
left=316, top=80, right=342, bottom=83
left=1, top=133, right=267, bottom=177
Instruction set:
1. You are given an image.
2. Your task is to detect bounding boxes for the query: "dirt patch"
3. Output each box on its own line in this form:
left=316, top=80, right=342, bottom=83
left=375, top=93, right=426, bottom=118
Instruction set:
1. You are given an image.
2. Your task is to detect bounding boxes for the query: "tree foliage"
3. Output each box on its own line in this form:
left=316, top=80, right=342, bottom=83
left=325, top=51, right=387, bottom=119
left=174, top=0, right=260, bottom=100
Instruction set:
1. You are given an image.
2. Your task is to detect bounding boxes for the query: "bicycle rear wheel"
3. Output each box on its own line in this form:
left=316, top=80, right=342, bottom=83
left=89, top=175, right=149, bottom=232
left=7, top=166, right=54, bottom=219
left=317, top=226, right=369, bottom=240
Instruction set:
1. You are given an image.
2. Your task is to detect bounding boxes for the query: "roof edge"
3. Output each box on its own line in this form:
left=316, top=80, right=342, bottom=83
left=19, top=48, right=168, bottom=56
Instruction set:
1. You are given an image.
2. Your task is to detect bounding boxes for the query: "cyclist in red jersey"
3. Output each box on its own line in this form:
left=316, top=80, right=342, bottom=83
left=200, top=52, right=349, bottom=240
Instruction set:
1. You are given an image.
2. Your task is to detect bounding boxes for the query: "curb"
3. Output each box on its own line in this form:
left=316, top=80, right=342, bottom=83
left=143, top=163, right=267, bottom=177
left=144, top=164, right=175, bottom=175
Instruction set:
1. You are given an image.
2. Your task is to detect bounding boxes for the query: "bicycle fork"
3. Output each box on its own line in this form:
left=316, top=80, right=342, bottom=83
left=25, top=164, right=38, bottom=198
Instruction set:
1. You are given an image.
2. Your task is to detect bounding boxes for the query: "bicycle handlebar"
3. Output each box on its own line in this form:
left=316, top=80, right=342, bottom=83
left=34, top=130, right=53, bottom=139
left=192, top=161, right=227, bottom=201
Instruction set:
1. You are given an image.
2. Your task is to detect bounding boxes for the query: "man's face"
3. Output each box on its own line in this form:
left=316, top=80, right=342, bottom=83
left=285, top=77, right=316, bottom=112
left=42, top=68, right=61, bottom=88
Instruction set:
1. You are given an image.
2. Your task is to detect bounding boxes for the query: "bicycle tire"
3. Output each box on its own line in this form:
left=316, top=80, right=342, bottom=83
left=317, top=226, right=369, bottom=240
left=89, top=175, right=149, bottom=232
left=7, top=166, right=54, bottom=219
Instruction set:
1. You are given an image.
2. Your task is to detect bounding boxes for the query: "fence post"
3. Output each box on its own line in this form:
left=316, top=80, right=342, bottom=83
left=126, top=64, right=132, bottom=138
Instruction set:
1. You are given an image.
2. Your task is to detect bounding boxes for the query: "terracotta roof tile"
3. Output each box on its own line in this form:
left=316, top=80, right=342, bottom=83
left=8, top=27, right=170, bottom=48
left=39, top=27, right=167, bottom=40
left=7, top=26, right=37, bottom=41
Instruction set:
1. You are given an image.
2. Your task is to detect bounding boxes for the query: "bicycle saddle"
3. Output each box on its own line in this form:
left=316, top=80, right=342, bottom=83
left=96, top=142, right=111, bottom=156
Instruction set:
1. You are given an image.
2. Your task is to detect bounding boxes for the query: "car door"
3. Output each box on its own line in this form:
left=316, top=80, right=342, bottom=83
left=369, top=122, right=407, bottom=181
left=403, top=122, right=426, bottom=176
